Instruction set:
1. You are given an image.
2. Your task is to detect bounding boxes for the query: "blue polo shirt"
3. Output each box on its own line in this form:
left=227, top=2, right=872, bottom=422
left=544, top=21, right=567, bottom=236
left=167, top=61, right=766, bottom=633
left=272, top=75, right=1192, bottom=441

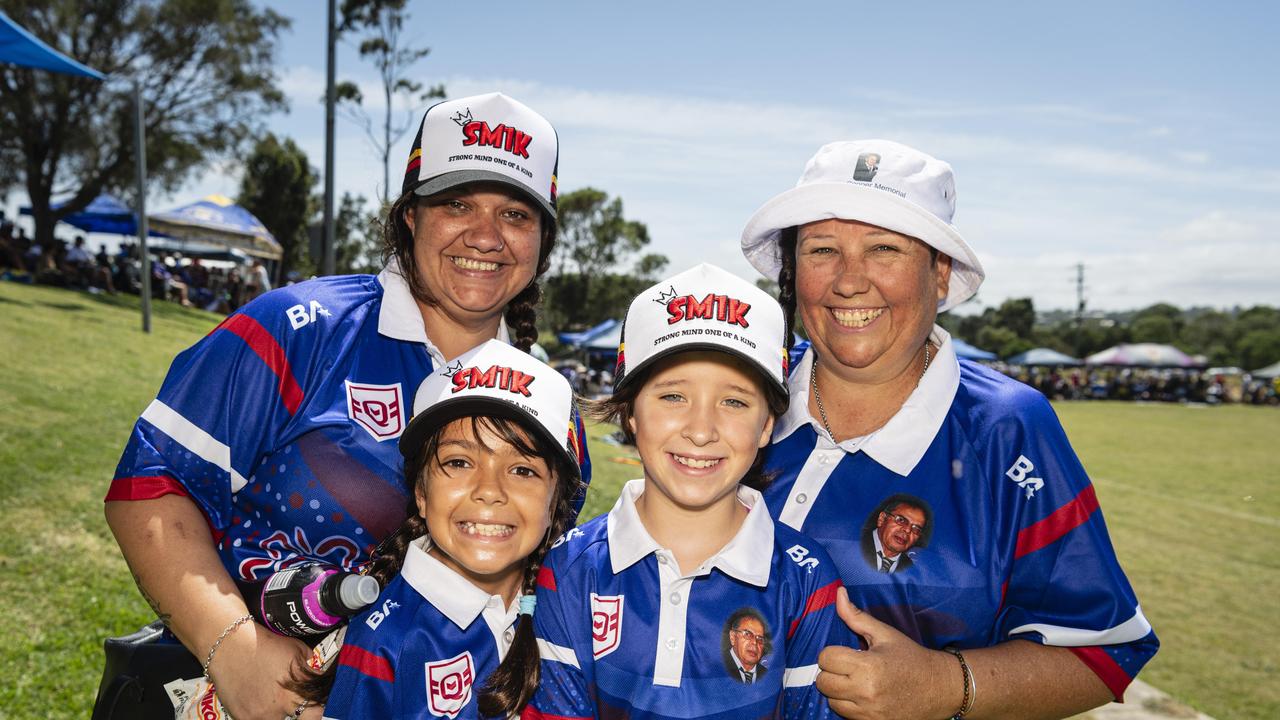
left=762, top=326, right=1158, bottom=699
left=109, top=262, right=591, bottom=585
left=323, top=536, right=519, bottom=720
left=526, top=480, right=847, bottom=720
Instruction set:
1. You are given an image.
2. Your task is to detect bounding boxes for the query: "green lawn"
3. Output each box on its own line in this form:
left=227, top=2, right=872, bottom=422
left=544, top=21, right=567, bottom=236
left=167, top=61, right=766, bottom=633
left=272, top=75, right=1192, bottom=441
left=0, top=281, right=1276, bottom=719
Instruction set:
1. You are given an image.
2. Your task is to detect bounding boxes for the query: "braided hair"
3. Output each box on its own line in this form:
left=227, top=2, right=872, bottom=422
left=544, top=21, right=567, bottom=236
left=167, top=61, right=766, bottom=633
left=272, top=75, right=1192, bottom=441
left=291, top=415, right=583, bottom=709
left=777, top=227, right=799, bottom=352
left=381, top=188, right=558, bottom=352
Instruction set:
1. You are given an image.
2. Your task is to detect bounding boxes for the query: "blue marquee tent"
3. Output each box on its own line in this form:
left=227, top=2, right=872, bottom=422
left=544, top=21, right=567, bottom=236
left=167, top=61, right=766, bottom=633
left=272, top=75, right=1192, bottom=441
left=0, top=10, right=105, bottom=79
left=1006, top=348, right=1083, bottom=366
left=18, top=193, right=161, bottom=237
left=149, top=195, right=282, bottom=260
left=953, top=338, right=998, bottom=361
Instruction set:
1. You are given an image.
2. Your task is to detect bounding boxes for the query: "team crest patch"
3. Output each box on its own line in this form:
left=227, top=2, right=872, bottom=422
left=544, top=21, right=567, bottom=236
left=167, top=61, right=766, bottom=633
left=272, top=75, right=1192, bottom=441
left=345, top=381, right=404, bottom=441
left=425, top=651, right=474, bottom=718
left=590, top=593, right=624, bottom=659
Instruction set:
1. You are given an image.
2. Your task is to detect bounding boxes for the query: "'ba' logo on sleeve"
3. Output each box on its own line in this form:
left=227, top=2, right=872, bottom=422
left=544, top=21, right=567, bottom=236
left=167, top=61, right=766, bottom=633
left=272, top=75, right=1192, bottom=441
left=590, top=593, right=624, bottom=659
left=425, top=651, right=475, bottom=718
left=345, top=381, right=404, bottom=441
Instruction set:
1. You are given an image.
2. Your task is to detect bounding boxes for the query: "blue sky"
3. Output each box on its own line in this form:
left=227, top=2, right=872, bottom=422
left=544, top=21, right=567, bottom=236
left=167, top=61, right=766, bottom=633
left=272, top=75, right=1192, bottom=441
left=22, top=1, right=1280, bottom=313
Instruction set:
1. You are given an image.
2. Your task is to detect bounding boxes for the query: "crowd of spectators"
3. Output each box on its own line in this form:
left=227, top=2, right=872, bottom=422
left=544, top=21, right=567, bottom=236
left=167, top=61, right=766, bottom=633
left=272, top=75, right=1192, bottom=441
left=993, top=364, right=1279, bottom=406
left=0, top=211, right=274, bottom=315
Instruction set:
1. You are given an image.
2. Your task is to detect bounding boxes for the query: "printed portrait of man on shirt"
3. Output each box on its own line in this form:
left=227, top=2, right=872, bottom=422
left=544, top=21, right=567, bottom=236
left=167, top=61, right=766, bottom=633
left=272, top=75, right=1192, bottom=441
left=860, top=493, right=934, bottom=574
left=721, top=607, right=772, bottom=684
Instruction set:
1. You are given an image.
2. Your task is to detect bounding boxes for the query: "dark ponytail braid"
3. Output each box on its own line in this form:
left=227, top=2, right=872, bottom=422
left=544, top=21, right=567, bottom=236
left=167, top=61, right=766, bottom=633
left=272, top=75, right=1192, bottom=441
left=504, top=280, right=542, bottom=352
left=777, top=226, right=799, bottom=351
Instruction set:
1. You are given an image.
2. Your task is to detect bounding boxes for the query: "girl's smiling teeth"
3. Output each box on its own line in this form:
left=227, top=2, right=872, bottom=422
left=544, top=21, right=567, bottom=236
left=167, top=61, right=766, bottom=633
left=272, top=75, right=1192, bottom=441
left=671, top=453, right=722, bottom=469
left=458, top=520, right=515, bottom=537
left=832, top=307, right=885, bottom=328
left=452, top=256, right=500, bottom=271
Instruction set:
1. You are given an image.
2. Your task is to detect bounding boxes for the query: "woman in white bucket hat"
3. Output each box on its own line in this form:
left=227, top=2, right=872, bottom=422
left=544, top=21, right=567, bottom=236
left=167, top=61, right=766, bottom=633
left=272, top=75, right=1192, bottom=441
left=741, top=140, right=1157, bottom=718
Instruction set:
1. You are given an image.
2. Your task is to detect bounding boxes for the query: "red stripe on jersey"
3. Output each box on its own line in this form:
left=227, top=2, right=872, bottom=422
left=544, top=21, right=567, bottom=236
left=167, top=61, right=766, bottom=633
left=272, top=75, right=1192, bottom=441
left=104, top=475, right=190, bottom=502
left=1015, top=485, right=1100, bottom=559
left=520, top=706, right=589, bottom=720
left=220, top=314, right=304, bottom=415
left=537, top=565, right=557, bottom=592
left=104, top=476, right=224, bottom=543
left=789, top=579, right=842, bottom=639
left=338, top=644, right=395, bottom=683
left=1069, top=646, right=1133, bottom=701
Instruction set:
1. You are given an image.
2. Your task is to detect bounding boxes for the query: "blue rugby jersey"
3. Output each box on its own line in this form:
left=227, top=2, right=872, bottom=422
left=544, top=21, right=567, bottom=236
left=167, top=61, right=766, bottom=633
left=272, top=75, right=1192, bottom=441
left=525, top=480, right=848, bottom=720
left=109, top=262, right=591, bottom=585
left=762, top=326, right=1157, bottom=699
left=323, top=537, right=518, bottom=720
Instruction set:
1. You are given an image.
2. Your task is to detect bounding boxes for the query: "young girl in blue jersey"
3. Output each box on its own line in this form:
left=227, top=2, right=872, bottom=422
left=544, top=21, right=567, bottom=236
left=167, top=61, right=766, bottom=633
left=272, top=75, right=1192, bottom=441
left=295, top=340, right=585, bottom=719
left=524, top=264, right=847, bottom=720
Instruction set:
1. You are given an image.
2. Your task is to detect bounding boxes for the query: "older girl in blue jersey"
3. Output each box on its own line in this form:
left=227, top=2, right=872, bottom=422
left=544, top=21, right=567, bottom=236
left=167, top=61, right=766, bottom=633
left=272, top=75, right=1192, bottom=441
left=525, top=264, right=848, bottom=720
left=740, top=140, right=1158, bottom=718
left=105, top=93, right=589, bottom=720
left=302, top=340, right=584, bottom=719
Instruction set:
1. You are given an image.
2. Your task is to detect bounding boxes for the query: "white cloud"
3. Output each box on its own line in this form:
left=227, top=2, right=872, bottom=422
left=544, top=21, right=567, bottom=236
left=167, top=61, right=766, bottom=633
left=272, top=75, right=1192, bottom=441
left=142, top=73, right=1277, bottom=313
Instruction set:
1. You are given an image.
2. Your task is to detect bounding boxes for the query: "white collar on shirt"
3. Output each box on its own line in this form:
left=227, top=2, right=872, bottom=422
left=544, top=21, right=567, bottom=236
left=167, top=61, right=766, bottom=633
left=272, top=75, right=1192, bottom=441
left=605, top=478, right=774, bottom=587
left=772, top=324, right=961, bottom=477
left=376, top=259, right=511, bottom=365
left=401, top=535, right=520, bottom=635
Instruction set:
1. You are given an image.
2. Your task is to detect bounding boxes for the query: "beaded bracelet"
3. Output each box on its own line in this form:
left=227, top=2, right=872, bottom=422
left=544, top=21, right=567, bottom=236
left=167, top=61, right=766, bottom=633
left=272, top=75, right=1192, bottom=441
left=202, top=613, right=255, bottom=684
left=946, top=647, right=976, bottom=719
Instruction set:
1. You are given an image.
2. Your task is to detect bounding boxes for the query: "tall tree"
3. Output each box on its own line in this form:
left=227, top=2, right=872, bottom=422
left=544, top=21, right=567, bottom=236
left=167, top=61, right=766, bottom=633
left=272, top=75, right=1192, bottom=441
left=332, top=192, right=382, bottom=274
left=238, top=134, right=318, bottom=280
left=337, top=0, right=445, bottom=205
left=0, top=0, right=288, bottom=249
left=551, top=188, right=651, bottom=327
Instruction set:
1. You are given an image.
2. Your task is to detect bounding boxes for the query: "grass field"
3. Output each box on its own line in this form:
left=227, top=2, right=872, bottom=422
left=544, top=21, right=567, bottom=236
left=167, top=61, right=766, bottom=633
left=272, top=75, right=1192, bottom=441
left=1, top=281, right=1277, bottom=719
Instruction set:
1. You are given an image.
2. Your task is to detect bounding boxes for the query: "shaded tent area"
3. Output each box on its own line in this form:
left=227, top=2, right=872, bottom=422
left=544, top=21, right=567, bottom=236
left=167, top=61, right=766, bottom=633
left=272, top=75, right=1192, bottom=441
left=0, top=10, right=104, bottom=79
left=1252, top=361, right=1280, bottom=380
left=1085, top=343, right=1202, bottom=368
left=149, top=195, right=281, bottom=261
left=953, top=338, right=997, bottom=361
left=557, top=318, right=618, bottom=347
left=20, top=193, right=158, bottom=237
left=1006, top=347, right=1083, bottom=366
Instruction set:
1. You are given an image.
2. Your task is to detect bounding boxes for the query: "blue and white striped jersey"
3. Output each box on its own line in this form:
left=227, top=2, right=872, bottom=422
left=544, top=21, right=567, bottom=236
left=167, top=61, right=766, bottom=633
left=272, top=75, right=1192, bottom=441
left=526, top=480, right=848, bottom=720
left=763, top=327, right=1157, bottom=699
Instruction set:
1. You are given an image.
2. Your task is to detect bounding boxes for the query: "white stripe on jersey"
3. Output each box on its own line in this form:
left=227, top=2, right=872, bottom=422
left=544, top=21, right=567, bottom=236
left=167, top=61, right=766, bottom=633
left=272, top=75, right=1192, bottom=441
left=537, top=638, right=580, bottom=668
left=782, top=664, right=820, bottom=687
left=1008, top=605, right=1152, bottom=647
left=141, top=399, right=249, bottom=493
left=778, top=446, right=843, bottom=530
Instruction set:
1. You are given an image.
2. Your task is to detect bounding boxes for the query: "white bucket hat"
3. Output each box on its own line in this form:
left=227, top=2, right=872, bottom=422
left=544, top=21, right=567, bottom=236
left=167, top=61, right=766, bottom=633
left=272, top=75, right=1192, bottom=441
left=740, top=140, right=984, bottom=312
left=402, top=92, right=559, bottom=219
left=400, top=340, right=580, bottom=477
left=614, top=263, right=789, bottom=400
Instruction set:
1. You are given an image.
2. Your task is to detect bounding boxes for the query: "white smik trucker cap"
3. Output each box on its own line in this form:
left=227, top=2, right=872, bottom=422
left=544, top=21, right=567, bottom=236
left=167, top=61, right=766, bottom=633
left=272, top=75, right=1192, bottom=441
left=741, top=139, right=985, bottom=312
left=614, top=263, right=788, bottom=401
left=401, top=92, right=559, bottom=218
left=399, top=340, right=580, bottom=477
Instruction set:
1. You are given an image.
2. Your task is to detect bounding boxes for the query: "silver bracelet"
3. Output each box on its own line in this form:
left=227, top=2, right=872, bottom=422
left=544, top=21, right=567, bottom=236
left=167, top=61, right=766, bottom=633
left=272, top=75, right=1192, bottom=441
left=202, top=613, right=255, bottom=683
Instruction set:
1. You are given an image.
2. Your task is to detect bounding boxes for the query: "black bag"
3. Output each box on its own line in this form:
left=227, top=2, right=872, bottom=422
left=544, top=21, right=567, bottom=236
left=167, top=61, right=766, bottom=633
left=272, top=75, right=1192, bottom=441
left=91, top=621, right=203, bottom=720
